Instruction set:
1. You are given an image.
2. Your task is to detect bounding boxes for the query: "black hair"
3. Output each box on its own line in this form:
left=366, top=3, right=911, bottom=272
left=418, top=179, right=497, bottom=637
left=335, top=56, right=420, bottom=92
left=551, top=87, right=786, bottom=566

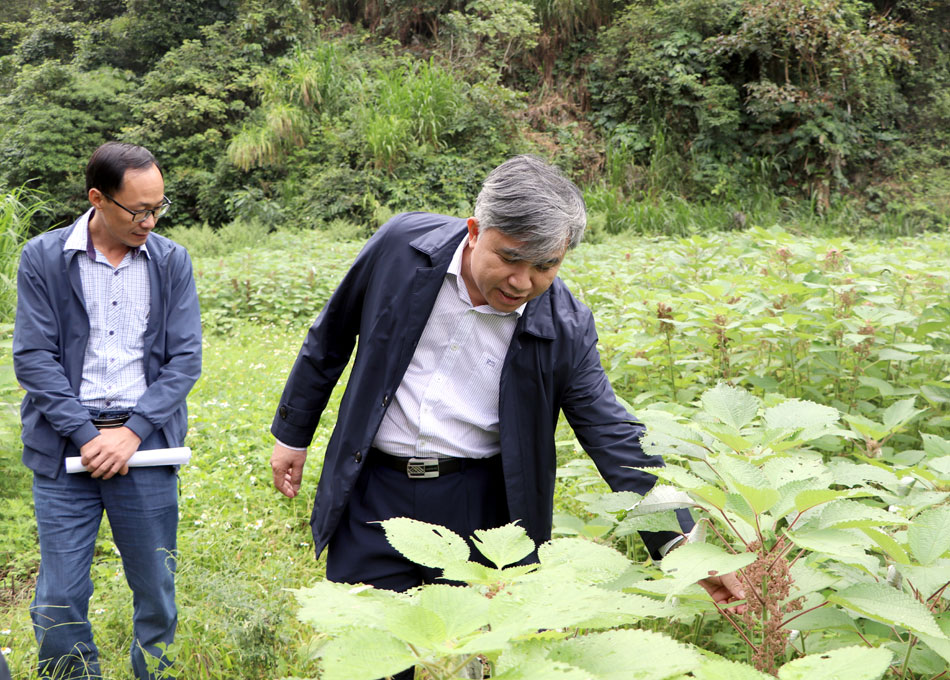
left=85, top=142, right=162, bottom=195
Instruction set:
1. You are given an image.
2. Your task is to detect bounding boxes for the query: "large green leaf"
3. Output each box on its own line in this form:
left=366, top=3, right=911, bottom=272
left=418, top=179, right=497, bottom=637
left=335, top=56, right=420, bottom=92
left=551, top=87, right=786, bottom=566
left=548, top=629, right=700, bottom=680
left=794, top=489, right=871, bottom=513
left=828, top=582, right=947, bottom=639
left=538, top=537, right=633, bottom=584
left=922, top=433, right=950, bottom=457
left=703, top=421, right=756, bottom=451
left=660, top=543, right=757, bottom=595
left=381, top=517, right=470, bottom=568
left=700, top=384, right=759, bottom=430
left=630, top=465, right=708, bottom=490
left=777, top=646, right=892, bottom=680
left=785, top=529, right=878, bottom=571
left=294, top=581, right=401, bottom=632
left=633, top=484, right=694, bottom=514
left=842, top=413, right=889, bottom=440
left=718, top=455, right=779, bottom=513
left=693, top=655, right=774, bottom=680
left=317, top=628, right=417, bottom=680
left=882, top=397, right=924, bottom=430
left=907, top=505, right=950, bottom=565
left=471, top=523, right=535, bottom=569
left=412, top=585, right=491, bottom=641
left=818, top=500, right=908, bottom=530
left=860, top=528, right=910, bottom=565
left=383, top=604, right=448, bottom=648
left=763, top=399, right=839, bottom=439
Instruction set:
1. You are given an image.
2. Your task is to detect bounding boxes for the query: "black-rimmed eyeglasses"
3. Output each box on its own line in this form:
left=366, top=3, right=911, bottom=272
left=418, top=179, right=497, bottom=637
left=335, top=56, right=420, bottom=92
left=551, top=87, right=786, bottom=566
left=103, top=192, right=171, bottom=223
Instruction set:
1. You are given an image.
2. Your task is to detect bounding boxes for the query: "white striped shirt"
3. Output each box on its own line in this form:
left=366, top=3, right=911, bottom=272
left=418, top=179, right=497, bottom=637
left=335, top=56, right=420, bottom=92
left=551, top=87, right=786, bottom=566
left=372, top=236, right=524, bottom=459
left=64, top=209, right=150, bottom=410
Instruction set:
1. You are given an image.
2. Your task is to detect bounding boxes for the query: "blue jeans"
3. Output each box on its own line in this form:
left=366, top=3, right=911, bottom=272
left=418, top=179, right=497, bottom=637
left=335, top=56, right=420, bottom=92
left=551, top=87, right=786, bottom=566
left=31, top=429, right=178, bottom=679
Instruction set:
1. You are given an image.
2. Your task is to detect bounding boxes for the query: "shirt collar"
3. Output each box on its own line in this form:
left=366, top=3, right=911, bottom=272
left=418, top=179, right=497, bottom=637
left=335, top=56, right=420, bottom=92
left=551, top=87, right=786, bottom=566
left=63, top=207, right=151, bottom=260
left=447, top=235, right=525, bottom=317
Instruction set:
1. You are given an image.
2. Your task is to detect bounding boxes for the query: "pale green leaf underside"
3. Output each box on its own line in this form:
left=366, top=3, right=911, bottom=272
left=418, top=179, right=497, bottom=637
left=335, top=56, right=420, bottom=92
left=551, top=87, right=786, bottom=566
left=701, top=383, right=759, bottom=430
left=472, top=522, right=536, bottom=569
left=318, top=628, right=417, bottom=680
left=907, top=505, right=950, bottom=565
left=693, top=655, right=774, bottom=680
left=660, top=543, right=757, bottom=595
left=828, top=582, right=947, bottom=639
left=777, top=645, right=892, bottom=680
left=381, top=517, right=470, bottom=568
left=548, top=629, right=700, bottom=680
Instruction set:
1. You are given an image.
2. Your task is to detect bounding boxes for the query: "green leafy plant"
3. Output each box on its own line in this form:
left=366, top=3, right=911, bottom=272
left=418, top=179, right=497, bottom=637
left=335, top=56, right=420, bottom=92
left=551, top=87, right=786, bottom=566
left=292, top=517, right=901, bottom=680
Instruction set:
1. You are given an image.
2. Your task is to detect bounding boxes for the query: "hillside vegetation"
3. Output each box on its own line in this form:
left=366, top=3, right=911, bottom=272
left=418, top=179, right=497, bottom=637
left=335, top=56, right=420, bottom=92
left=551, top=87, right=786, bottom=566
left=0, top=0, right=947, bottom=236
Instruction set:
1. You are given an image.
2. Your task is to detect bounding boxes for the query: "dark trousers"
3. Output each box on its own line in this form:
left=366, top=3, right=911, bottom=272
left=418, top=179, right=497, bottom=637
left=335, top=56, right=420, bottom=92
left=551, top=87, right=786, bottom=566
left=326, top=451, right=509, bottom=679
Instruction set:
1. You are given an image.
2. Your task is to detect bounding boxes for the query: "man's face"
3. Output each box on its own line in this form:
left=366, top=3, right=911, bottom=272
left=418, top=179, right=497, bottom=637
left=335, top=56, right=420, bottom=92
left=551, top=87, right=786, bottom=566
left=89, top=164, right=165, bottom=250
left=460, top=218, right=565, bottom=313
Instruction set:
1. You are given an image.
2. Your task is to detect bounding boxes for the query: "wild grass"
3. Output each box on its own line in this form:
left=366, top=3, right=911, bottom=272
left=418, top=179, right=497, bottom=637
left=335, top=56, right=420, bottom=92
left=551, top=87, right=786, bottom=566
left=0, top=188, right=50, bottom=324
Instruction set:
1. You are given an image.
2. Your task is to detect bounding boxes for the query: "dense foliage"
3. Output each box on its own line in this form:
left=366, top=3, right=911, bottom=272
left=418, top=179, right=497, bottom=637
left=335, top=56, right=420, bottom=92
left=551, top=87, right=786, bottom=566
left=0, top=0, right=947, bottom=236
left=3, top=218, right=949, bottom=678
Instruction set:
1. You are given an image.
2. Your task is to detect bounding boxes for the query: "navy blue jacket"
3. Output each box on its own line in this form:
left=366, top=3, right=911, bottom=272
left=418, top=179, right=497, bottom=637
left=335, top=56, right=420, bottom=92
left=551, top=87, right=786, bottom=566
left=13, top=215, right=202, bottom=479
left=272, top=213, right=687, bottom=558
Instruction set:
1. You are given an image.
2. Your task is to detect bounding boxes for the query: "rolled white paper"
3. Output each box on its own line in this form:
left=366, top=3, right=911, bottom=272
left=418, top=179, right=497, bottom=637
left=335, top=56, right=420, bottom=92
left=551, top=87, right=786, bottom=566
left=65, top=447, right=192, bottom=474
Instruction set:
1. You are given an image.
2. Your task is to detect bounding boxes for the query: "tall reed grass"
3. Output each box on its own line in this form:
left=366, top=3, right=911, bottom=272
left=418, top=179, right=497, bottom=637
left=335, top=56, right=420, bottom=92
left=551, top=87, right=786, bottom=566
left=0, top=186, right=50, bottom=324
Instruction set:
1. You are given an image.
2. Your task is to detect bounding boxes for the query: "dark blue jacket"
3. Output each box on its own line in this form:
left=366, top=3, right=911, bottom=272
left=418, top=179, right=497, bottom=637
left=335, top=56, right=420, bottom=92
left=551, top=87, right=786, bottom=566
left=272, top=213, right=687, bottom=558
left=13, top=215, right=202, bottom=479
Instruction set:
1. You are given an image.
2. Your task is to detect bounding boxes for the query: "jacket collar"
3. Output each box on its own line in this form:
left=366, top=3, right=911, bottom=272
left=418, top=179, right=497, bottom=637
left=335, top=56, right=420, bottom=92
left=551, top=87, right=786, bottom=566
left=410, top=217, right=558, bottom=341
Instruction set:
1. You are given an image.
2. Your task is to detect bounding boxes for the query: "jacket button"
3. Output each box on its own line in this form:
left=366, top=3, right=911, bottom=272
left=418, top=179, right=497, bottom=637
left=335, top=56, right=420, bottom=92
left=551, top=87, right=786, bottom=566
left=279, top=405, right=288, bottom=419
left=354, top=451, right=362, bottom=463
left=382, top=394, right=390, bottom=407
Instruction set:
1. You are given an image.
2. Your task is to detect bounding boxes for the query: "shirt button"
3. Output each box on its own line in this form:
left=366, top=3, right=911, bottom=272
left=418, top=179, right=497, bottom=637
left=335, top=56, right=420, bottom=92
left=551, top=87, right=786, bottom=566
left=112, top=301, right=117, bottom=306
left=109, top=330, right=114, bottom=336
left=354, top=451, right=362, bottom=463
left=113, top=271, right=119, bottom=276
left=450, top=344, right=459, bottom=351
left=105, top=400, right=111, bottom=406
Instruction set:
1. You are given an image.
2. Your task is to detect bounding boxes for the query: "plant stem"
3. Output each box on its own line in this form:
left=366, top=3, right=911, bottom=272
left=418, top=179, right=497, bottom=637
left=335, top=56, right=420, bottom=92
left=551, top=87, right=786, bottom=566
left=780, top=601, right=829, bottom=628
left=710, top=599, right=760, bottom=653
left=899, top=634, right=917, bottom=680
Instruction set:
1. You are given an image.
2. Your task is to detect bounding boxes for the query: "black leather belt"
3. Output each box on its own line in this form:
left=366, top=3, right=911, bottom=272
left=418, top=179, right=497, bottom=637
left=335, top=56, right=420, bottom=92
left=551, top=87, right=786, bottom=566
left=370, top=448, right=495, bottom=479
left=91, top=415, right=130, bottom=429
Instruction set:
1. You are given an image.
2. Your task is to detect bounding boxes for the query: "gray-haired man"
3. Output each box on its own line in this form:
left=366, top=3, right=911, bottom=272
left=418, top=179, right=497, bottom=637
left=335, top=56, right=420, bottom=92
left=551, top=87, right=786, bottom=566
left=270, top=157, right=742, bottom=678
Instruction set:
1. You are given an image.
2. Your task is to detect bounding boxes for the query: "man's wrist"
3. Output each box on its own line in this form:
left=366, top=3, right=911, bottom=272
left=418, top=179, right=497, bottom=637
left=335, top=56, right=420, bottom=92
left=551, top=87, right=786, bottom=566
left=275, top=438, right=308, bottom=453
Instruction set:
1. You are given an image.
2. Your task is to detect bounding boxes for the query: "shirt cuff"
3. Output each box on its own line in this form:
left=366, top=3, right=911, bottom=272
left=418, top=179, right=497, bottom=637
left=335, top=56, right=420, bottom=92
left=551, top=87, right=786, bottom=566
left=658, top=535, right=685, bottom=558
left=275, top=438, right=308, bottom=453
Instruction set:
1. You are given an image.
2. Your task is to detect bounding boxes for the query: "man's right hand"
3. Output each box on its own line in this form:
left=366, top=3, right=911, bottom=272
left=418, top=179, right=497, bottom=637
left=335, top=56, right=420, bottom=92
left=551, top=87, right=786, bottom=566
left=271, top=442, right=307, bottom=498
left=80, top=426, right=142, bottom=479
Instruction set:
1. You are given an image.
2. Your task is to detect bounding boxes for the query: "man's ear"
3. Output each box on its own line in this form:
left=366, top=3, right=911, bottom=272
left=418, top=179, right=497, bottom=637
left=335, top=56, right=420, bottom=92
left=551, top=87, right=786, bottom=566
left=88, top=188, right=104, bottom=210
left=466, top=217, right=479, bottom=245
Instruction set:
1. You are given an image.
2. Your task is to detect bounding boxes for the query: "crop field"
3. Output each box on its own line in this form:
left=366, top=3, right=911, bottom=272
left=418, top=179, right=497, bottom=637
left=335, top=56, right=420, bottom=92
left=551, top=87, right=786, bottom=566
left=2, top=226, right=950, bottom=679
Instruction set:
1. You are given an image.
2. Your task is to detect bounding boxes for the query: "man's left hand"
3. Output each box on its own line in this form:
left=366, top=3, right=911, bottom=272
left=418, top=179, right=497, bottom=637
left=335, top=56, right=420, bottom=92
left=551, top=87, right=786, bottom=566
left=698, top=572, right=747, bottom=613
left=80, top=427, right=142, bottom=479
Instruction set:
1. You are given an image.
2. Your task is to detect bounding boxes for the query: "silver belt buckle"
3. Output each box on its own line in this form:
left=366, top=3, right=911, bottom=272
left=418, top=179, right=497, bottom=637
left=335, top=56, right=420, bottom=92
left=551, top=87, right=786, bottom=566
left=407, top=458, right=439, bottom=479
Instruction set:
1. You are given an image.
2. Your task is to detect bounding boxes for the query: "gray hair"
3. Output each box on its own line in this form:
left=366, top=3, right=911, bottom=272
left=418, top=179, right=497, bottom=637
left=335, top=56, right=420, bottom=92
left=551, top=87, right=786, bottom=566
left=473, top=155, right=586, bottom=263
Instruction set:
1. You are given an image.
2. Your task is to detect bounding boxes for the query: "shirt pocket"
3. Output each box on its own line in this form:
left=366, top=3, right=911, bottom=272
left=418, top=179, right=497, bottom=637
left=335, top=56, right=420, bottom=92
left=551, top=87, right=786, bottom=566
left=463, top=351, right=504, bottom=430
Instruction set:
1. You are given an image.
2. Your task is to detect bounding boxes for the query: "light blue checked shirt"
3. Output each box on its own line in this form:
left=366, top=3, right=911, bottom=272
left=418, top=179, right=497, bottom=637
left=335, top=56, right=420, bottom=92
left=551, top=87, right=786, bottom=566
left=63, top=208, right=151, bottom=411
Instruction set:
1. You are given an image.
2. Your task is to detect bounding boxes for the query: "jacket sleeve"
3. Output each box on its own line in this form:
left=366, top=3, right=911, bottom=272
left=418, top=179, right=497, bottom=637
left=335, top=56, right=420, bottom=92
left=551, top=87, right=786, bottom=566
left=270, top=224, right=389, bottom=447
left=559, top=307, right=693, bottom=559
left=124, top=245, right=202, bottom=443
left=13, top=243, right=100, bottom=448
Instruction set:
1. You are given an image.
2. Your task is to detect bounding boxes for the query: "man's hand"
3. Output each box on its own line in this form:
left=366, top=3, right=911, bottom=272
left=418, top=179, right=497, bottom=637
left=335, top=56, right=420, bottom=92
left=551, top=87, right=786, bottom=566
left=698, top=571, right=747, bottom=613
left=80, top=427, right=142, bottom=479
left=271, top=442, right=307, bottom=498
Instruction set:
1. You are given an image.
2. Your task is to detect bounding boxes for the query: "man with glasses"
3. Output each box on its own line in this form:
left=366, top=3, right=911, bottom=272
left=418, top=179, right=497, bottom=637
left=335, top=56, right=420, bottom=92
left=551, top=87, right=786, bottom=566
left=13, top=142, right=201, bottom=679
